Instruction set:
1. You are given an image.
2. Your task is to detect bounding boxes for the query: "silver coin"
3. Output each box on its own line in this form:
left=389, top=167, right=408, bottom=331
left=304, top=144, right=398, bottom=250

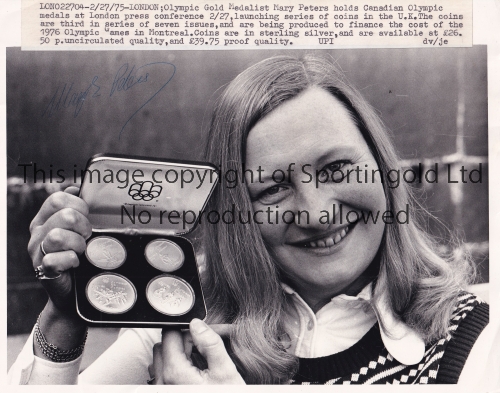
left=145, top=239, right=184, bottom=272
left=86, top=236, right=127, bottom=270
left=86, top=273, right=136, bottom=314
left=146, top=275, right=195, bottom=316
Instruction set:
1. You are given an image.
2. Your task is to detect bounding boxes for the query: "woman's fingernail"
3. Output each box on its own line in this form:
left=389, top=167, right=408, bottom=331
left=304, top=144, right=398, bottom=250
left=191, top=318, right=208, bottom=334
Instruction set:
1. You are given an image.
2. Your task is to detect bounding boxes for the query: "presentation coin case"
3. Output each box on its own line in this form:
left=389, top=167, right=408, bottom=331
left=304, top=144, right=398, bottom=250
left=74, top=154, right=218, bottom=327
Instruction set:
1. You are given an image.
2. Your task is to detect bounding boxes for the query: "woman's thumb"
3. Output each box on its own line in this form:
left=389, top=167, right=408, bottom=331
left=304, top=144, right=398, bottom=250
left=190, top=319, right=235, bottom=374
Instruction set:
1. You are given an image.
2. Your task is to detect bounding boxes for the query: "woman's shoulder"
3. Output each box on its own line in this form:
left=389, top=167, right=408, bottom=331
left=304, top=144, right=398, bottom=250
left=381, top=291, right=489, bottom=384
left=292, top=292, right=489, bottom=385
left=385, top=291, right=489, bottom=384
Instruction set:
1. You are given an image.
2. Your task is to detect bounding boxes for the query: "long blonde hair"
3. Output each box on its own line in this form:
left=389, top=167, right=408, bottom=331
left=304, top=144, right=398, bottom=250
left=201, top=55, right=473, bottom=384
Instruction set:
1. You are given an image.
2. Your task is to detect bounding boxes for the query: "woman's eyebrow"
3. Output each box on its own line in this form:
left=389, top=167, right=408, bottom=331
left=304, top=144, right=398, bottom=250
left=309, top=145, right=363, bottom=165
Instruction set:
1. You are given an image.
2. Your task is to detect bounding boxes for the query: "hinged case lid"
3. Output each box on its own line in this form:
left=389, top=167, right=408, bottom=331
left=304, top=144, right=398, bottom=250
left=79, top=154, right=218, bottom=235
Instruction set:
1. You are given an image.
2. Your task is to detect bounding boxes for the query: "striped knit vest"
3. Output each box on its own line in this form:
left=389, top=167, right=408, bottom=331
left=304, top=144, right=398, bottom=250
left=291, top=292, right=489, bottom=384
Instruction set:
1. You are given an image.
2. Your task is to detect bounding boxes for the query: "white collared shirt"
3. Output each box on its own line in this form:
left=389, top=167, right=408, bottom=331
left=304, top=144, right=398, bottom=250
left=281, top=282, right=426, bottom=365
left=281, top=282, right=378, bottom=358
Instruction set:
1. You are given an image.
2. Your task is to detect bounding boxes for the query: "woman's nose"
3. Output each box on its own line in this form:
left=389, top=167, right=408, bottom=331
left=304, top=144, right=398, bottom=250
left=291, top=185, right=340, bottom=229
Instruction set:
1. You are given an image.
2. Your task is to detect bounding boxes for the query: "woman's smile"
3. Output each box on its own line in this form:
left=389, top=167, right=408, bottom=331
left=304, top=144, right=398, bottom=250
left=287, top=221, right=354, bottom=249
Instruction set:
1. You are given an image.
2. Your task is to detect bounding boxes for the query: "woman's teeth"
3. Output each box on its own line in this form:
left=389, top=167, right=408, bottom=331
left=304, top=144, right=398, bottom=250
left=308, top=227, right=349, bottom=248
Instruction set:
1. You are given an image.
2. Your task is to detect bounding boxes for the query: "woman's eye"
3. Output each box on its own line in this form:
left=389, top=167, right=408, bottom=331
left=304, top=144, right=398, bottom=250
left=265, top=186, right=282, bottom=195
left=326, top=161, right=348, bottom=172
left=255, top=186, right=289, bottom=204
left=326, top=162, right=345, bottom=172
left=319, top=161, right=350, bottom=182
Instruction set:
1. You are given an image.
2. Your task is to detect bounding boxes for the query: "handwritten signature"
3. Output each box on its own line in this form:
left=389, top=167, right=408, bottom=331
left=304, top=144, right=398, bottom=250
left=109, top=63, right=149, bottom=96
left=41, top=62, right=176, bottom=139
left=41, top=76, right=100, bottom=118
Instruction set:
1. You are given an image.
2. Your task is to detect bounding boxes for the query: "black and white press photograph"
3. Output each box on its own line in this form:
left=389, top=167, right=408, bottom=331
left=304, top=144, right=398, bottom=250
left=5, top=46, right=494, bottom=385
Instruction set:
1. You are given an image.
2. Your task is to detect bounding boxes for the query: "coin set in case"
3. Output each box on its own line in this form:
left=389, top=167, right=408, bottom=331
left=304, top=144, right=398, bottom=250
left=74, top=154, right=218, bottom=328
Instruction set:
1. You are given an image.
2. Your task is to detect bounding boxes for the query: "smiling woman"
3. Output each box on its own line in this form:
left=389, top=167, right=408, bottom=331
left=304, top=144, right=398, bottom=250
left=245, top=87, right=387, bottom=309
left=8, top=54, right=489, bottom=385
left=201, top=55, right=488, bottom=384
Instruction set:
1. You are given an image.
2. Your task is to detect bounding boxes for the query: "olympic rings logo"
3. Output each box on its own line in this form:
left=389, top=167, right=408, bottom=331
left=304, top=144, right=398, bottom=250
left=128, top=181, right=162, bottom=201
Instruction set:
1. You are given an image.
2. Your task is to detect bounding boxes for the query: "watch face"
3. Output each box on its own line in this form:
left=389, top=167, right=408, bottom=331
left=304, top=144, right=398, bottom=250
left=146, top=275, right=195, bottom=316
left=85, top=236, right=127, bottom=270
left=145, top=239, right=185, bottom=272
left=86, top=273, right=137, bottom=314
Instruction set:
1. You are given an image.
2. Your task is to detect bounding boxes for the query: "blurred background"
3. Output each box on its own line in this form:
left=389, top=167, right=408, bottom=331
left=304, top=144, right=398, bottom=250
left=7, top=47, right=488, bottom=368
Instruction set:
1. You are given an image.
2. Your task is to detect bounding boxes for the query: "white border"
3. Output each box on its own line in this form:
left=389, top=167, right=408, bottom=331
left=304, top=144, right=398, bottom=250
left=1, top=0, right=499, bottom=391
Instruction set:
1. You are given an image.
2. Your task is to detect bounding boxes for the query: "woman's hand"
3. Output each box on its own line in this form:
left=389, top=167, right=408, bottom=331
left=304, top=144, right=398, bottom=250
left=150, top=319, right=245, bottom=385
left=28, top=186, right=92, bottom=315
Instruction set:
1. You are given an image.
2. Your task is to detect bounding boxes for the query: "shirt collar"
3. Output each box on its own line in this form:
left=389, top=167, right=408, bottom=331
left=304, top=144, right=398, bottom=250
left=281, top=282, right=425, bottom=365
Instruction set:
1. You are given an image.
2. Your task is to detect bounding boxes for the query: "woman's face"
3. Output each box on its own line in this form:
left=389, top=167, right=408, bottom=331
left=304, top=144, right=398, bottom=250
left=245, top=87, right=387, bottom=301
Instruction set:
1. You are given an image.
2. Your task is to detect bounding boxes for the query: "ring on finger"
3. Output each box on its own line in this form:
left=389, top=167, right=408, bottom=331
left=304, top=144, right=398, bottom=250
left=34, top=265, right=61, bottom=280
left=147, top=377, right=155, bottom=385
left=40, top=241, right=48, bottom=257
